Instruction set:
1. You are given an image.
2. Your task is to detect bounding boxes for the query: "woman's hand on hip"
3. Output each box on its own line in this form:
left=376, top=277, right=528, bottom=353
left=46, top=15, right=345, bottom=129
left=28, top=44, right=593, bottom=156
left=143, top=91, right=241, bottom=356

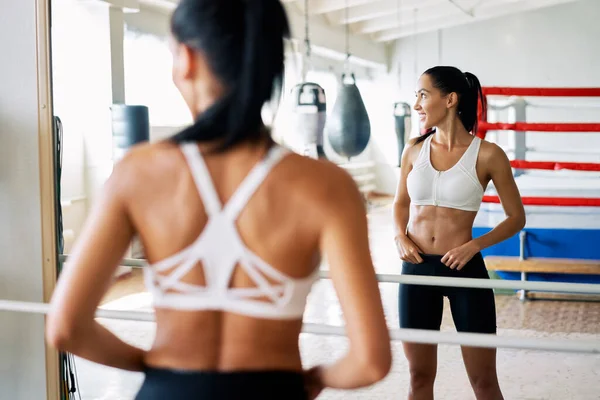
left=441, top=241, right=480, bottom=270
left=395, top=234, right=424, bottom=264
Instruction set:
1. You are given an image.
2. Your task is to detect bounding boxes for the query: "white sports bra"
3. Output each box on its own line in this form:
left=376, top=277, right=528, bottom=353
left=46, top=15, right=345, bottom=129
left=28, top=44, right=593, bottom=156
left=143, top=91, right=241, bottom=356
left=406, top=134, right=484, bottom=212
left=143, top=143, right=319, bottom=319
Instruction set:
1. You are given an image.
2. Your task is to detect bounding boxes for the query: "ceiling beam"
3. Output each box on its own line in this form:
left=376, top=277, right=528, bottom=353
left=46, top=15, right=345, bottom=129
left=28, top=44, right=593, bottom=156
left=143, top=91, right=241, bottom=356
left=447, top=0, right=475, bottom=17
left=327, top=0, right=441, bottom=25
left=353, top=2, right=458, bottom=34
left=372, top=0, right=576, bottom=42
left=353, top=0, right=519, bottom=34
left=306, top=0, right=387, bottom=15
left=283, top=3, right=387, bottom=65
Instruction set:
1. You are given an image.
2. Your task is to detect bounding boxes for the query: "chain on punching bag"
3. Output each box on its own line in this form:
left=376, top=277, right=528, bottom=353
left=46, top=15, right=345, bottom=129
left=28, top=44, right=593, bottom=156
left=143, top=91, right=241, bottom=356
left=393, top=102, right=412, bottom=167
left=284, top=82, right=327, bottom=159
left=326, top=73, right=371, bottom=159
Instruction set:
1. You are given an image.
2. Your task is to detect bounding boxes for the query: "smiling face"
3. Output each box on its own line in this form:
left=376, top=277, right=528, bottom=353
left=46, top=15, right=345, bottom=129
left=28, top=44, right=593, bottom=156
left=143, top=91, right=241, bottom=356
left=413, top=73, right=458, bottom=131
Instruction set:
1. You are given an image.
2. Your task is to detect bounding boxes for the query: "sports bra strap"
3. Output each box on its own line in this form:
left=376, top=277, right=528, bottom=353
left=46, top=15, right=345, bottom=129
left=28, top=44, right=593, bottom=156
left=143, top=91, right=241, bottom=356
left=223, top=145, right=289, bottom=220
left=181, top=143, right=222, bottom=216
left=462, top=136, right=481, bottom=170
left=413, top=134, right=432, bottom=166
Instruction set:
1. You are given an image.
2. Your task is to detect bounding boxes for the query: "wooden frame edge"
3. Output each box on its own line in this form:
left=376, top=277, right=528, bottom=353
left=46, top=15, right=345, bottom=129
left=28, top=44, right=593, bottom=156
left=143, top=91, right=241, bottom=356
left=35, top=0, right=61, bottom=399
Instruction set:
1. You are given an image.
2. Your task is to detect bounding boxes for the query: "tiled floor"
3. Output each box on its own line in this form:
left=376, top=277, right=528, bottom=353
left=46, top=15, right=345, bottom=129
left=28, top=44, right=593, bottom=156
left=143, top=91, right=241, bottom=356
left=75, top=203, right=600, bottom=399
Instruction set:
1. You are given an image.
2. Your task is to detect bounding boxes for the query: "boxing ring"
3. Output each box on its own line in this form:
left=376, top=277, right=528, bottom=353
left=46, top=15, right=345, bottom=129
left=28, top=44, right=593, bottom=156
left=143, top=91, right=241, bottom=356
left=474, top=87, right=600, bottom=289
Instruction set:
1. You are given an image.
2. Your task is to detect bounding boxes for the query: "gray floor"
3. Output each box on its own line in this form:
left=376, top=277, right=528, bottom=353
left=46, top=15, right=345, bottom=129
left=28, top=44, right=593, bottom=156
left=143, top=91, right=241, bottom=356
left=73, top=205, right=600, bottom=399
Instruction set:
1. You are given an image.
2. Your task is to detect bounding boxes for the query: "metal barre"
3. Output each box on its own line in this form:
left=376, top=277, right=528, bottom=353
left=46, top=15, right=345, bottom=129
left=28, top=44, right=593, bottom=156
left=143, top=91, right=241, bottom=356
left=0, top=299, right=597, bottom=354
left=58, top=255, right=600, bottom=295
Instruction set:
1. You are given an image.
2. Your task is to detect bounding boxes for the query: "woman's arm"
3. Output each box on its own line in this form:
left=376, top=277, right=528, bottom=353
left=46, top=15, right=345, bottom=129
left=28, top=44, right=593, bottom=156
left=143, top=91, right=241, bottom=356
left=46, top=157, right=146, bottom=371
left=472, top=144, right=526, bottom=249
left=393, top=140, right=423, bottom=264
left=314, top=167, right=392, bottom=392
left=442, top=144, right=525, bottom=269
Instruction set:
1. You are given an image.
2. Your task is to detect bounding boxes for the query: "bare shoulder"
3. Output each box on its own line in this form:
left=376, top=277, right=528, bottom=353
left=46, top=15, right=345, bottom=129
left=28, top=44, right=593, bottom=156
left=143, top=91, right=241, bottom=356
left=275, top=152, right=364, bottom=213
left=478, top=139, right=510, bottom=163
left=397, top=136, right=425, bottom=167
left=406, top=136, right=425, bottom=153
left=107, top=140, right=183, bottom=196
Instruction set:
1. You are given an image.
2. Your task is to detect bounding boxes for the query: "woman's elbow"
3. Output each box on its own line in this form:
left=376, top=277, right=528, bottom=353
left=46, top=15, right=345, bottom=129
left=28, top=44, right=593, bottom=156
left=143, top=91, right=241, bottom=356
left=46, top=313, right=80, bottom=352
left=515, top=212, right=526, bottom=231
left=360, top=345, right=393, bottom=384
left=369, top=352, right=392, bottom=383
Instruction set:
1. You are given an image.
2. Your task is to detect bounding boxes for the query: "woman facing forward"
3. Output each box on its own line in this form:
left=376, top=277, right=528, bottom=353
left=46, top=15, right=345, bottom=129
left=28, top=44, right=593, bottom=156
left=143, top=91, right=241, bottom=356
left=394, top=66, right=525, bottom=400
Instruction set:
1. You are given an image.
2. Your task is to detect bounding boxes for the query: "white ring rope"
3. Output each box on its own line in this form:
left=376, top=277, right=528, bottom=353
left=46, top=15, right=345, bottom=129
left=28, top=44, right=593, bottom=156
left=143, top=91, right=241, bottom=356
left=0, top=300, right=598, bottom=354
left=525, top=101, right=600, bottom=110
left=321, top=271, right=600, bottom=294
left=58, top=256, right=600, bottom=295
left=487, top=97, right=600, bottom=110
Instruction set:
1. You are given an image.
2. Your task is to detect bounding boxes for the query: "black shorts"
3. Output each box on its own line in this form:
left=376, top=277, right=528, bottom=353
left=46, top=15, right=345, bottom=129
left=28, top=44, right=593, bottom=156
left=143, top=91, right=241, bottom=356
left=398, top=252, right=497, bottom=334
left=135, top=367, right=308, bottom=400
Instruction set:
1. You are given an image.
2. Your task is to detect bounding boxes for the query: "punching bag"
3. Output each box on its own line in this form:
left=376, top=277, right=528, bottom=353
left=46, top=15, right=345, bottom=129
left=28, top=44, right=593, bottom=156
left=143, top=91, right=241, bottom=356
left=111, top=104, right=150, bottom=161
left=326, top=73, right=371, bottom=159
left=284, top=82, right=327, bottom=159
left=393, top=102, right=411, bottom=167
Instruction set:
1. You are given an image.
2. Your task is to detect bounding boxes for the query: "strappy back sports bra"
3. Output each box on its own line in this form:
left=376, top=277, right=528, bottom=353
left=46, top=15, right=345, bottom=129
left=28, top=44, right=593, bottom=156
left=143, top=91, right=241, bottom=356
left=143, top=143, right=319, bottom=320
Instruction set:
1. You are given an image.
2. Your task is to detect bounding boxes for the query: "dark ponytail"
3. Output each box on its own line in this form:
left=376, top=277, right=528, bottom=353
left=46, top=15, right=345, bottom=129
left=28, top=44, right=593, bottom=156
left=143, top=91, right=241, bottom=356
left=415, top=66, right=487, bottom=144
left=461, top=72, right=486, bottom=134
left=169, top=0, right=290, bottom=151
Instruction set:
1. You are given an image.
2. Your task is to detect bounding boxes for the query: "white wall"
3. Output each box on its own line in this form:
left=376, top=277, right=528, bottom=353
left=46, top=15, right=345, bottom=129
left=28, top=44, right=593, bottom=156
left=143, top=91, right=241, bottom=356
left=0, top=0, right=50, bottom=398
left=378, top=0, right=600, bottom=194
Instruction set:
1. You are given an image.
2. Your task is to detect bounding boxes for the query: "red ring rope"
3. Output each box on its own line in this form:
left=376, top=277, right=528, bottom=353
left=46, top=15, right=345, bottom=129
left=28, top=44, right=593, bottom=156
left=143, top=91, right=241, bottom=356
left=476, top=86, right=600, bottom=138
left=510, top=160, right=600, bottom=172
left=482, top=87, right=600, bottom=97
left=478, top=122, right=600, bottom=132
left=475, top=86, right=600, bottom=208
left=482, top=195, right=600, bottom=207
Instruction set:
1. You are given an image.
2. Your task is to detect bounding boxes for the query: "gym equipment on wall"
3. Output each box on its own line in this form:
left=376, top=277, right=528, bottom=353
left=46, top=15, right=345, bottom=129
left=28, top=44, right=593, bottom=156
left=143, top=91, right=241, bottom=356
left=394, top=102, right=412, bottom=166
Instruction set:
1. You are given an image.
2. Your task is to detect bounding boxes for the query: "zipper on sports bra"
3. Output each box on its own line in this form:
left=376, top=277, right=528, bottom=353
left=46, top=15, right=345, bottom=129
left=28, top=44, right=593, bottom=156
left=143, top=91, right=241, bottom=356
left=433, top=171, right=441, bottom=206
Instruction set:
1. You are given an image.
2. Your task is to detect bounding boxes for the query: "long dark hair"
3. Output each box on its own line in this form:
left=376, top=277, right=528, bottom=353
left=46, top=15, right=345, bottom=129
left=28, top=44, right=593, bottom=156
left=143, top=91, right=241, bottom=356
left=416, top=66, right=486, bottom=144
left=169, top=0, right=290, bottom=151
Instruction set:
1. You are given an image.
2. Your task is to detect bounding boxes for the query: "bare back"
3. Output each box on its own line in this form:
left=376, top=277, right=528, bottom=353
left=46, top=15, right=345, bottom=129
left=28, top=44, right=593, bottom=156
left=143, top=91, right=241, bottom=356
left=124, top=140, right=333, bottom=372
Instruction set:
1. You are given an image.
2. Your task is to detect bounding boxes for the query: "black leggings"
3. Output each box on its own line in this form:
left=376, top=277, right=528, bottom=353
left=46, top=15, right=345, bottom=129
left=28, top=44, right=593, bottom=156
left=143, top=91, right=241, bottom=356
left=135, top=367, right=308, bottom=400
left=398, top=252, right=497, bottom=334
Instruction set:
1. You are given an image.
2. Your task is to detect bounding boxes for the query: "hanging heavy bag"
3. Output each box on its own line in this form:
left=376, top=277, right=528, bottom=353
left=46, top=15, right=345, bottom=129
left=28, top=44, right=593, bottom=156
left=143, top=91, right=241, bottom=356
left=284, top=82, right=327, bottom=159
left=393, top=102, right=412, bottom=167
left=111, top=104, right=150, bottom=161
left=326, top=73, right=371, bottom=159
